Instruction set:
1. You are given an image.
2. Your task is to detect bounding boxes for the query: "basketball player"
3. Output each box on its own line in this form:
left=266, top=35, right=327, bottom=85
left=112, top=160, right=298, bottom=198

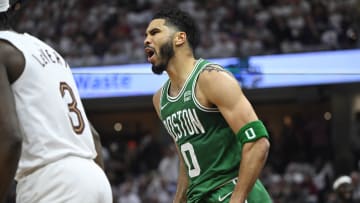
left=0, top=0, right=112, bottom=202
left=144, top=9, right=272, bottom=203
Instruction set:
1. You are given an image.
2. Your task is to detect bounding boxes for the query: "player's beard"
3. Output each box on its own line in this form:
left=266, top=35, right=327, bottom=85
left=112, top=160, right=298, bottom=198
left=152, top=40, right=174, bottom=75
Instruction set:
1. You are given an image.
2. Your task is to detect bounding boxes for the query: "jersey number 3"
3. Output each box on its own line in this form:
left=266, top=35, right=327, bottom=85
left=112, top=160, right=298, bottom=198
left=60, top=82, right=85, bottom=134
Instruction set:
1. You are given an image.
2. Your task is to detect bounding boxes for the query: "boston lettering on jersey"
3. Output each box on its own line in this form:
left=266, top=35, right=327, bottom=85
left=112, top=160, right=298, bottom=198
left=32, top=47, right=68, bottom=68
left=162, top=108, right=205, bottom=141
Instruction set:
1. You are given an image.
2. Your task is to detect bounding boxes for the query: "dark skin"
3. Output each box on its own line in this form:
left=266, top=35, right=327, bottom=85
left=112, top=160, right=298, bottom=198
left=336, top=184, right=354, bottom=203
left=0, top=39, right=23, bottom=203
left=90, top=123, right=105, bottom=170
left=0, top=31, right=105, bottom=202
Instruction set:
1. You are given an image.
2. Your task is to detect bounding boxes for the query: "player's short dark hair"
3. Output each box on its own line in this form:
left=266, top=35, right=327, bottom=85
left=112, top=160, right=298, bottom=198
left=152, top=8, right=200, bottom=53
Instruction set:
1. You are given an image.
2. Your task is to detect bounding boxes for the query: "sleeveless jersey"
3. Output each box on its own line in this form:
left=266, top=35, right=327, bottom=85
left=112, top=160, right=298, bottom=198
left=0, top=31, right=96, bottom=180
left=160, top=59, right=242, bottom=202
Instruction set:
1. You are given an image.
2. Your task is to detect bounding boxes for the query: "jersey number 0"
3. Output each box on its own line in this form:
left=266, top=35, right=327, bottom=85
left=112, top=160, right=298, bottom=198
left=181, top=142, right=201, bottom=178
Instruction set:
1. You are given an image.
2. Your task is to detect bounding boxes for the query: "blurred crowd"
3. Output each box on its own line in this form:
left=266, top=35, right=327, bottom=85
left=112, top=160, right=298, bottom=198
left=12, top=0, right=360, bottom=67
left=96, top=112, right=360, bottom=203
left=7, top=110, right=360, bottom=203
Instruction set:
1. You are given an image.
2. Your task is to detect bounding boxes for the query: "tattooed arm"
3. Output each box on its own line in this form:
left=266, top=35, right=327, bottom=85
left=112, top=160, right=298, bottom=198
left=196, top=63, right=270, bottom=203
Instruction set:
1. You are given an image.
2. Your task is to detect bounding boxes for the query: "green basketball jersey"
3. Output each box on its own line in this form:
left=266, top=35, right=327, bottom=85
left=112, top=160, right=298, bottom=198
left=160, top=59, right=241, bottom=202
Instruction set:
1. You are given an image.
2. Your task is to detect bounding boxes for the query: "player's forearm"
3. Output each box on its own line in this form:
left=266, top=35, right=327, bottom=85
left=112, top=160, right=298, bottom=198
left=173, top=162, right=188, bottom=203
left=90, top=124, right=105, bottom=170
left=0, top=138, right=22, bottom=203
left=173, top=180, right=187, bottom=202
left=93, top=135, right=105, bottom=170
left=231, top=138, right=269, bottom=202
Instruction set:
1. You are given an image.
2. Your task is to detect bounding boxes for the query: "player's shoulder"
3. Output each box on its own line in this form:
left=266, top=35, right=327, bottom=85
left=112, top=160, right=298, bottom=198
left=201, top=63, right=224, bottom=72
left=0, top=38, right=24, bottom=69
left=0, top=31, right=24, bottom=58
left=153, top=88, right=161, bottom=100
left=0, top=36, right=26, bottom=82
left=152, top=88, right=162, bottom=106
left=198, top=63, right=237, bottom=85
left=152, top=88, right=162, bottom=117
left=0, top=39, right=19, bottom=58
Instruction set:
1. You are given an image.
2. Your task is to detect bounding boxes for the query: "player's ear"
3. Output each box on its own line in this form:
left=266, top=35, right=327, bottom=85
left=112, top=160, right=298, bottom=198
left=10, top=0, right=24, bottom=11
left=174, top=31, right=186, bottom=46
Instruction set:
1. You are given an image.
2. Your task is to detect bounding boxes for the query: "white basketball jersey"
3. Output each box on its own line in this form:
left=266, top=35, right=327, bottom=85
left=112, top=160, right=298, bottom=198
left=0, top=31, right=97, bottom=180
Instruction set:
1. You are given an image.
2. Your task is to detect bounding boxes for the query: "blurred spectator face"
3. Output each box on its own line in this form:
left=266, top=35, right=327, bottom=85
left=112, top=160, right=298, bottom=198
left=283, top=115, right=293, bottom=126
left=336, top=183, right=354, bottom=202
left=351, top=171, right=360, bottom=185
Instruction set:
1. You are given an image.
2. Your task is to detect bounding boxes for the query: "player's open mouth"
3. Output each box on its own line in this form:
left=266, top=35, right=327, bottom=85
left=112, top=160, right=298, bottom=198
left=145, top=47, right=155, bottom=62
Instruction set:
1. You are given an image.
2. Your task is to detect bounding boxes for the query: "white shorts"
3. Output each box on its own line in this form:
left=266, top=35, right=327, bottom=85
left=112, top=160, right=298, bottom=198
left=16, top=156, right=112, bottom=203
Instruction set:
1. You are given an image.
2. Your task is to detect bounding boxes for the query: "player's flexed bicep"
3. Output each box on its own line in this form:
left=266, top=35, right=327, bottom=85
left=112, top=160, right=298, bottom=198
left=196, top=64, right=258, bottom=132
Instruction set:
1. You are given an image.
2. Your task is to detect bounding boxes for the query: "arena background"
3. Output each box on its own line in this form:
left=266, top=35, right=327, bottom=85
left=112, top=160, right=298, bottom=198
left=5, top=0, right=360, bottom=202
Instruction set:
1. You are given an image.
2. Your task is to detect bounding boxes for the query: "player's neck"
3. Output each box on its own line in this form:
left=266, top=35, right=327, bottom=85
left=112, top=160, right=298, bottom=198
left=166, top=54, right=197, bottom=90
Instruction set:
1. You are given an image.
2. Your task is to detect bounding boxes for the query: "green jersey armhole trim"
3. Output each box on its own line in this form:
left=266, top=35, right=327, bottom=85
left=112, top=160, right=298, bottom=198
left=192, top=62, right=219, bottom=113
